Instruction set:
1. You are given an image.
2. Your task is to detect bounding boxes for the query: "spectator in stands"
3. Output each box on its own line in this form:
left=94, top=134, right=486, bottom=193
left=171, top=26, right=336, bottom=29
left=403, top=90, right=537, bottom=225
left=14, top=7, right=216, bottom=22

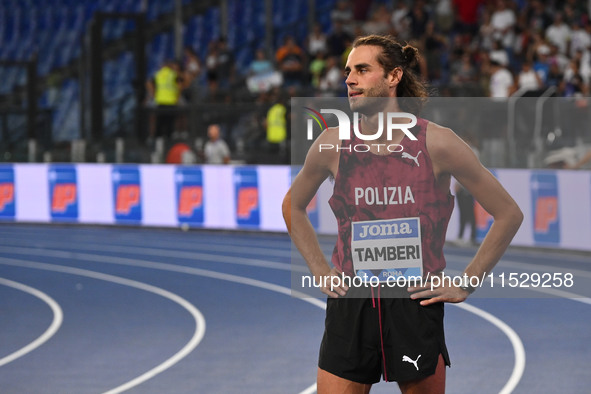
left=482, top=59, right=513, bottom=168
left=562, top=2, right=580, bottom=26
left=146, top=59, right=182, bottom=140
left=516, top=60, right=542, bottom=92
left=326, top=21, right=352, bottom=59
left=524, top=0, right=552, bottom=32
left=331, top=0, right=354, bottom=29
left=490, top=0, right=516, bottom=49
left=512, top=15, right=535, bottom=63
left=489, top=59, right=514, bottom=97
left=453, top=0, right=485, bottom=37
left=307, top=23, right=328, bottom=57
left=489, top=39, right=509, bottom=67
left=205, top=38, right=235, bottom=90
left=409, top=39, right=430, bottom=82
left=407, top=0, right=430, bottom=39
left=362, top=4, right=392, bottom=35
left=451, top=53, right=478, bottom=86
left=246, top=48, right=281, bottom=94
left=215, top=37, right=236, bottom=89
left=577, top=47, right=591, bottom=86
left=434, top=0, right=454, bottom=33
left=562, top=59, right=587, bottom=97
left=545, top=13, right=571, bottom=55
left=205, top=39, right=219, bottom=82
left=276, top=36, right=306, bottom=88
left=183, top=47, right=201, bottom=83
left=264, top=89, right=288, bottom=163
left=203, top=124, right=230, bottom=164
left=352, top=0, right=372, bottom=22
left=309, top=51, right=326, bottom=89
left=545, top=61, right=564, bottom=89
left=478, top=9, right=495, bottom=52
left=565, top=0, right=587, bottom=23
left=390, top=2, right=411, bottom=41
left=533, top=45, right=551, bottom=86
left=182, top=47, right=202, bottom=104
left=423, top=20, right=448, bottom=82
left=249, top=48, right=274, bottom=76
left=548, top=43, right=570, bottom=72
left=569, top=21, right=591, bottom=58
left=318, top=56, right=344, bottom=96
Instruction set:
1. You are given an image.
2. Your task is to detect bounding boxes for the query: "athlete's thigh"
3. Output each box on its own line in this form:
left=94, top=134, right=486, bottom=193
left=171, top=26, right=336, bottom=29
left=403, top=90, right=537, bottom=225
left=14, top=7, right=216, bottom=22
left=317, top=368, right=372, bottom=394
left=397, top=354, right=446, bottom=394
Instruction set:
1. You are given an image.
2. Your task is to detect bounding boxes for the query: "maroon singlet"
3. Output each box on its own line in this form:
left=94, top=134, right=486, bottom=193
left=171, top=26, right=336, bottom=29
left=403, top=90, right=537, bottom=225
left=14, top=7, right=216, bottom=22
left=328, top=117, right=454, bottom=277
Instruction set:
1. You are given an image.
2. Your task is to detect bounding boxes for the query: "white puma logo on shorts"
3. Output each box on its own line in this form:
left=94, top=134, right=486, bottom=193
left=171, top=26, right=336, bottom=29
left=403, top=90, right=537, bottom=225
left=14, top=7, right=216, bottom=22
left=402, top=354, right=421, bottom=371
left=401, top=151, right=422, bottom=167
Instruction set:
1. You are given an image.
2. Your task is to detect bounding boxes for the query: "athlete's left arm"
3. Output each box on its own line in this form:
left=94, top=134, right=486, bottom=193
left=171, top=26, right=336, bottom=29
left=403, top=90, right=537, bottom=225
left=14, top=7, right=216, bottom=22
left=411, top=124, right=523, bottom=305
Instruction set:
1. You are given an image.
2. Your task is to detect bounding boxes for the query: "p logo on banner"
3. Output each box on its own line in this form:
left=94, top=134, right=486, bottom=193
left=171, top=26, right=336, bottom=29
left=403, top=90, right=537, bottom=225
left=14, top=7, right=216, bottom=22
left=49, top=165, right=78, bottom=221
left=531, top=172, right=560, bottom=245
left=0, top=166, right=15, bottom=220
left=234, top=167, right=260, bottom=227
left=176, top=167, right=204, bottom=226
left=112, top=166, right=142, bottom=223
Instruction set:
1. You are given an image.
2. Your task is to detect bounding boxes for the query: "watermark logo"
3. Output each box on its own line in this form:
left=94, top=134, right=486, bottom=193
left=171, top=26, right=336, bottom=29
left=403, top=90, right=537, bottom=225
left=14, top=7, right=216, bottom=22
left=304, top=107, right=417, bottom=153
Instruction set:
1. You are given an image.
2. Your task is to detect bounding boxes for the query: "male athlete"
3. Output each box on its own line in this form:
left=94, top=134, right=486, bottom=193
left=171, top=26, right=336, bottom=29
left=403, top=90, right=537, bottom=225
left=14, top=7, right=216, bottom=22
left=283, top=35, right=523, bottom=393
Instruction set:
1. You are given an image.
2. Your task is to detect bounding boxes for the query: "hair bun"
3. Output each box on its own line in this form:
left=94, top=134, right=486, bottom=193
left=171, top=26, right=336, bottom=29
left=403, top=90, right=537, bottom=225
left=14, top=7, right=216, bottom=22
left=402, top=45, right=419, bottom=68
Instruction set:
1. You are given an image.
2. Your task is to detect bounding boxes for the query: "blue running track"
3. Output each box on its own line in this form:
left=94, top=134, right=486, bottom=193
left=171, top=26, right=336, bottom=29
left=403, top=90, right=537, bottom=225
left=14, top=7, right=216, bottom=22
left=0, top=225, right=589, bottom=393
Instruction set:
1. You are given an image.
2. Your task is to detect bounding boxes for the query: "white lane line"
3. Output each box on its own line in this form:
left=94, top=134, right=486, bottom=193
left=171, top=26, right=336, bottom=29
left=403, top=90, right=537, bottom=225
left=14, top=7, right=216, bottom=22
left=444, top=257, right=591, bottom=304
left=0, top=234, right=298, bottom=259
left=0, top=231, right=295, bottom=255
left=1, top=244, right=590, bottom=304
left=298, top=383, right=317, bottom=394
left=0, top=278, right=63, bottom=367
left=452, top=302, right=526, bottom=394
left=0, top=258, right=206, bottom=394
left=0, top=244, right=305, bottom=273
left=0, top=248, right=526, bottom=394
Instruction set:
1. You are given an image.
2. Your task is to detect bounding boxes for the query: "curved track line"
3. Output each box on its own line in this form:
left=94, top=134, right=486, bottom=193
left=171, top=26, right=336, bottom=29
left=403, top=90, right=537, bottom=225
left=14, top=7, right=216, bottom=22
left=0, top=244, right=589, bottom=304
left=0, top=247, right=525, bottom=394
left=298, top=383, right=317, bottom=394
left=0, top=278, right=63, bottom=367
left=444, top=258, right=591, bottom=304
left=0, top=233, right=295, bottom=259
left=0, top=244, right=300, bottom=272
left=0, top=258, right=206, bottom=394
left=452, top=302, right=526, bottom=394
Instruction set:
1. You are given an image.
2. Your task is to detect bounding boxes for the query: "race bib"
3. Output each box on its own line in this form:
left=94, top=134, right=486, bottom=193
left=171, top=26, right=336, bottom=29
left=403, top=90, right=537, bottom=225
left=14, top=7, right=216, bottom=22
left=351, top=217, right=423, bottom=282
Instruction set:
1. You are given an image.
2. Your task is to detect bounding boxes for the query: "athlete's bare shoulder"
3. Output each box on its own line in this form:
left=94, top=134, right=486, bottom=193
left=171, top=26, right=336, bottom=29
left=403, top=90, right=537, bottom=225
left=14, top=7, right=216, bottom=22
left=425, top=121, right=481, bottom=179
left=304, top=126, right=341, bottom=178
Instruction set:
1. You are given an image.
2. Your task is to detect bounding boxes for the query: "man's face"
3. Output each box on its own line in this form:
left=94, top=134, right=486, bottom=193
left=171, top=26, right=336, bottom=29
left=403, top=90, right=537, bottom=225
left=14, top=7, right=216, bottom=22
left=345, top=45, right=392, bottom=113
left=208, top=126, right=220, bottom=141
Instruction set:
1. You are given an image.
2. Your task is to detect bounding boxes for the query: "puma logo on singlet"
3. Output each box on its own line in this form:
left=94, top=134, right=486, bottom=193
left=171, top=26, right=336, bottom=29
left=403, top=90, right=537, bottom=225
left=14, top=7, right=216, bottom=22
left=402, top=354, right=421, bottom=371
left=401, top=151, right=422, bottom=167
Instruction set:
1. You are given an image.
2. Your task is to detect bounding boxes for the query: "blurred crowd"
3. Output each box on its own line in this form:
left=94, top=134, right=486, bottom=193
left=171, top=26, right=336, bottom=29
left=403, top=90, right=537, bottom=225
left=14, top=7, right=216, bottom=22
left=144, top=0, right=591, bottom=164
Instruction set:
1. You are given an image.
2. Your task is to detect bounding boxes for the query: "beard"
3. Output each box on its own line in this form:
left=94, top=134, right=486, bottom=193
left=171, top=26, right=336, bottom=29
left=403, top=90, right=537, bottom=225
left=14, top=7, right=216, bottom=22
left=348, top=78, right=390, bottom=115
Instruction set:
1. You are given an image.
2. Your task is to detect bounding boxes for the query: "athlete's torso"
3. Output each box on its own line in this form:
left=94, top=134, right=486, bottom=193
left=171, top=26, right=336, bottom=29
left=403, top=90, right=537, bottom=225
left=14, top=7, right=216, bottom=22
left=328, top=118, right=454, bottom=277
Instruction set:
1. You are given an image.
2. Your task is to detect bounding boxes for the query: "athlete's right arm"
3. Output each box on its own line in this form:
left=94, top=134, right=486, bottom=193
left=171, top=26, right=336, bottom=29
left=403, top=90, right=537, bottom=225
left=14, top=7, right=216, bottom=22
left=282, top=128, right=347, bottom=298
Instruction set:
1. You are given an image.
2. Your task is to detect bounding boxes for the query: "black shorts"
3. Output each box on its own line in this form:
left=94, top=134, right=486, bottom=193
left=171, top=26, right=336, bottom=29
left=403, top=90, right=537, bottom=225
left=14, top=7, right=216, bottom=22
left=318, top=286, right=451, bottom=384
